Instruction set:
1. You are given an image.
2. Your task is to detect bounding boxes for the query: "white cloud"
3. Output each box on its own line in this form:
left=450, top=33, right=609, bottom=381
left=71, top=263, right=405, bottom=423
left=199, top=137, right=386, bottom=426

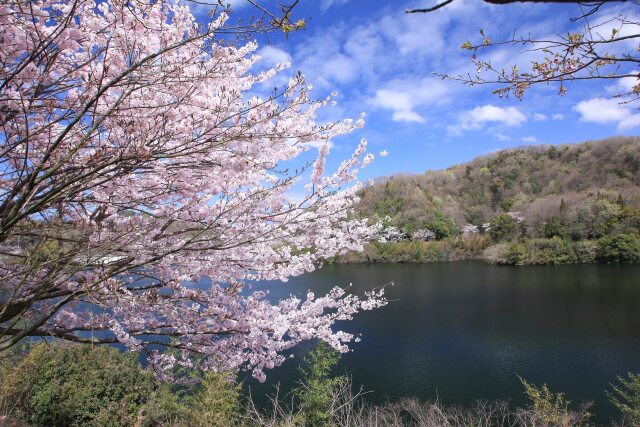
left=224, top=0, right=250, bottom=7
left=392, top=110, right=426, bottom=123
left=590, top=10, right=640, bottom=51
left=574, top=97, right=629, bottom=123
left=574, top=97, right=640, bottom=131
left=288, top=138, right=334, bottom=150
left=290, top=0, right=487, bottom=96
left=370, top=78, right=451, bottom=123
left=619, top=114, right=640, bottom=131
left=258, top=46, right=292, bottom=67
left=282, top=0, right=600, bottom=139
left=494, top=132, right=509, bottom=141
left=187, top=0, right=248, bottom=18
left=323, top=54, right=358, bottom=84
left=606, top=72, right=640, bottom=95
left=305, top=141, right=334, bottom=149
left=449, top=105, right=527, bottom=135
left=372, top=89, right=413, bottom=112
left=293, top=28, right=361, bottom=90
left=551, top=113, right=564, bottom=120
left=522, top=135, right=538, bottom=143
left=467, top=105, right=527, bottom=126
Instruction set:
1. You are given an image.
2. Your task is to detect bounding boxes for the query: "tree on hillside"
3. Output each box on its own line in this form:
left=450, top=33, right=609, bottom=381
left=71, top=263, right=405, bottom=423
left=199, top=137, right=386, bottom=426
left=408, top=1, right=640, bottom=105
left=0, top=0, right=386, bottom=382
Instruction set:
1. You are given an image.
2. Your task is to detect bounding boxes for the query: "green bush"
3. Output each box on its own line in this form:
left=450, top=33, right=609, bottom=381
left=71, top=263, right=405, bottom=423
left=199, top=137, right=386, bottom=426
left=608, top=372, right=640, bottom=425
left=520, top=378, right=591, bottom=426
left=502, top=242, right=527, bottom=265
left=494, top=238, right=576, bottom=265
left=525, top=237, right=577, bottom=265
left=188, top=371, right=241, bottom=427
left=573, top=240, right=598, bottom=263
left=424, top=212, right=458, bottom=239
left=543, top=216, right=568, bottom=239
left=596, top=233, right=640, bottom=263
left=0, top=344, right=182, bottom=427
left=586, top=198, right=622, bottom=238
left=489, top=214, right=519, bottom=242
left=295, top=342, right=347, bottom=426
left=352, top=241, right=449, bottom=263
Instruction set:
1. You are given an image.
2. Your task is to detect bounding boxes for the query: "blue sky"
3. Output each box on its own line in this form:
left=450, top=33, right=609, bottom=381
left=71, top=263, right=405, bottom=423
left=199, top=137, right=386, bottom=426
left=194, top=0, right=640, bottom=180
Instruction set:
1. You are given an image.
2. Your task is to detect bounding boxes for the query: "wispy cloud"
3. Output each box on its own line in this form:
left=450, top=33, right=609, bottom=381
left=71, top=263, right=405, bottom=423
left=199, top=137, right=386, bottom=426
left=320, top=0, right=351, bottom=13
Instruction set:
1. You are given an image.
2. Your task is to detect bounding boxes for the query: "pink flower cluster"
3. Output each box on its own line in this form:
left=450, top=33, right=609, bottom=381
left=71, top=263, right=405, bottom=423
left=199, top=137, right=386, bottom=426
left=0, top=0, right=386, bottom=380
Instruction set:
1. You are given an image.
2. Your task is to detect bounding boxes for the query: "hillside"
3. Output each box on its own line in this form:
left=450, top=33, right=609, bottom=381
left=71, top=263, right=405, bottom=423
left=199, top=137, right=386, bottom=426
left=339, top=136, right=640, bottom=264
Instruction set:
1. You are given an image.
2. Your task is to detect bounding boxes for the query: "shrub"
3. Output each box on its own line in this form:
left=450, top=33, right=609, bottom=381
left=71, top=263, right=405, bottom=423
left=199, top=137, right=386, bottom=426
left=0, top=344, right=181, bottom=427
left=608, top=372, right=640, bottom=425
left=503, top=242, right=527, bottom=265
left=578, top=198, right=622, bottom=239
left=487, top=238, right=577, bottom=265
left=573, top=240, right=598, bottom=263
left=482, top=243, right=510, bottom=264
left=457, top=234, right=491, bottom=255
left=188, top=371, right=241, bottom=427
left=424, top=212, right=458, bottom=239
left=422, top=242, right=448, bottom=262
left=525, top=237, right=577, bottom=265
left=543, top=216, right=568, bottom=239
left=489, top=214, right=519, bottom=242
left=295, top=342, right=347, bottom=426
left=520, top=378, right=591, bottom=426
left=596, top=233, right=640, bottom=263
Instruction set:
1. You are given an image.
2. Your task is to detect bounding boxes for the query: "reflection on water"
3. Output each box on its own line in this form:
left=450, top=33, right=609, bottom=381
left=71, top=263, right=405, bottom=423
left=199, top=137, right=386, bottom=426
left=245, top=261, right=640, bottom=424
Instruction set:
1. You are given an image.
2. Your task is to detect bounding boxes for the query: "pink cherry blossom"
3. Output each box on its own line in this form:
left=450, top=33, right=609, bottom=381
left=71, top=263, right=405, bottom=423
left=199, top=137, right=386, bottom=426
left=0, top=0, right=386, bottom=381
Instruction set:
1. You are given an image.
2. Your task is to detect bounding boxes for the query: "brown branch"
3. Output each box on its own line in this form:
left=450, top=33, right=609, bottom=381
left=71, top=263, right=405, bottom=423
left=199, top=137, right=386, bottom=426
left=407, top=0, right=627, bottom=13
left=406, top=0, right=455, bottom=13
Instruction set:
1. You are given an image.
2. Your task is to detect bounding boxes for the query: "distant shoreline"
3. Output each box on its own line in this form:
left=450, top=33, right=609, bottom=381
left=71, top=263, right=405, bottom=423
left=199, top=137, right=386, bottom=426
left=333, top=234, right=640, bottom=266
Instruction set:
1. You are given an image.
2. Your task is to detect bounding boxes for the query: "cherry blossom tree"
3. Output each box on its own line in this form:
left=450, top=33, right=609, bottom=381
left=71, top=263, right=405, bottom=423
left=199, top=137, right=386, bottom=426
left=380, top=226, right=408, bottom=243
left=460, top=224, right=480, bottom=235
left=0, top=0, right=386, bottom=382
left=411, top=228, right=436, bottom=242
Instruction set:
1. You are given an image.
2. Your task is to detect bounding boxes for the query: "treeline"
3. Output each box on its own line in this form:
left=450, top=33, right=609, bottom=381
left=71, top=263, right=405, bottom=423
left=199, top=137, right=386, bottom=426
left=2, top=343, right=640, bottom=426
left=339, top=136, right=640, bottom=265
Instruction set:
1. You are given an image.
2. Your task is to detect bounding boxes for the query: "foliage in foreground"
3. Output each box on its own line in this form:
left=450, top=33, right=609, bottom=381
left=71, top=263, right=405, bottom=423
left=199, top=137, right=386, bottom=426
left=0, top=344, right=182, bottom=426
left=519, top=378, right=591, bottom=426
left=608, top=372, right=640, bottom=426
left=3, top=343, right=640, bottom=426
left=0, top=343, right=246, bottom=426
left=296, top=342, right=348, bottom=425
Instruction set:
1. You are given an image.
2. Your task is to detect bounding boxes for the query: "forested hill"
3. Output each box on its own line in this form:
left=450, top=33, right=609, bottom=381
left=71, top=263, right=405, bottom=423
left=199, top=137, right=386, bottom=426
left=341, top=136, right=640, bottom=264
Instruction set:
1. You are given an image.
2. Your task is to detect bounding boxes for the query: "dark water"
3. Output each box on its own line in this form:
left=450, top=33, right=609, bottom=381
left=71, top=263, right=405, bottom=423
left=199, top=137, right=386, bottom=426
left=245, top=261, right=640, bottom=425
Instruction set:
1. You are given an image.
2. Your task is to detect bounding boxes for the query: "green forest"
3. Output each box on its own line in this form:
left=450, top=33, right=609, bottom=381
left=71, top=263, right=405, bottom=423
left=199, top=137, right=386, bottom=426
left=338, top=136, right=640, bottom=265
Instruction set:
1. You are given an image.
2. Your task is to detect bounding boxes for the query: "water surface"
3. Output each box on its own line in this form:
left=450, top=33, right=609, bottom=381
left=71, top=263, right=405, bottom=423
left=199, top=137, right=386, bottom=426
left=247, top=261, right=640, bottom=424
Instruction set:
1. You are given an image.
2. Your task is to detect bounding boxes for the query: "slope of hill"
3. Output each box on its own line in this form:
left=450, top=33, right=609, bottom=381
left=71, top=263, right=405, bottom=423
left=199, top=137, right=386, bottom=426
left=339, top=136, right=640, bottom=264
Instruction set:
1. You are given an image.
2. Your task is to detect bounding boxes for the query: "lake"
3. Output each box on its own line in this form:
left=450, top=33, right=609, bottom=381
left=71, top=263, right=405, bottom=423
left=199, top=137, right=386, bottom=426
left=245, top=261, right=640, bottom=424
